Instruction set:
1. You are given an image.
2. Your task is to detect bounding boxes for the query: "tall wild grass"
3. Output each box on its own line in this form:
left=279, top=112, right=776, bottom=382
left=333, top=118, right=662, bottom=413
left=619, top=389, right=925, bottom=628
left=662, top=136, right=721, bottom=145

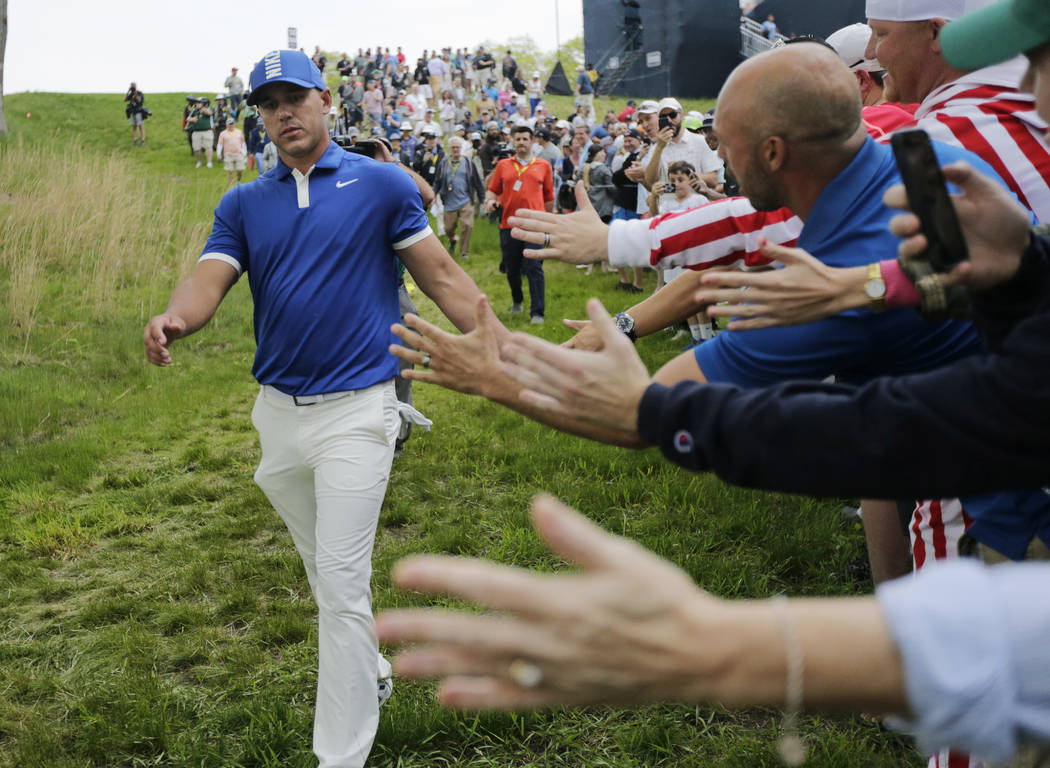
left=0, top=135, right=207, bottom=351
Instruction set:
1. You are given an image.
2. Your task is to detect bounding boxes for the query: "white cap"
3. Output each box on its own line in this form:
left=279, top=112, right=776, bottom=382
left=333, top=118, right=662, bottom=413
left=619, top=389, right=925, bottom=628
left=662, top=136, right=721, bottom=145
left=657, top=97, right=683, bottom=114
left=555, top=118, right=572, bottom=129
left=865, top=0, right=994, bottom=22
left=469, top=131, right=482, bottom=140
left=637, top=99, right=660, bottom=115
left=827, top=23, right=881, bottom=71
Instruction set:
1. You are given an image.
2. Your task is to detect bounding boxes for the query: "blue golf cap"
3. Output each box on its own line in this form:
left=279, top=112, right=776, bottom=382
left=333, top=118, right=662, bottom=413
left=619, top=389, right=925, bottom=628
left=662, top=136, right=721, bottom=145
left=246, top=49, right=326, bottom=105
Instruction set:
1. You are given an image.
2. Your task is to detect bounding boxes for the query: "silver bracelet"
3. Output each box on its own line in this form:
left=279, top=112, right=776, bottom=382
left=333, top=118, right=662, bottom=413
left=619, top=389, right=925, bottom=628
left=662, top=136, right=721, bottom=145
left=773, top=596, right=807, bottom=766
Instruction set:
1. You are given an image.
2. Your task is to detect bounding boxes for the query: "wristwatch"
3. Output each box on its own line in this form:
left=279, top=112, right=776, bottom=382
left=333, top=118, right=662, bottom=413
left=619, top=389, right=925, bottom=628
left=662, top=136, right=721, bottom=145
left=614, top=312, right=637, bottom=342
left=864, top=262, right=886, bottom=310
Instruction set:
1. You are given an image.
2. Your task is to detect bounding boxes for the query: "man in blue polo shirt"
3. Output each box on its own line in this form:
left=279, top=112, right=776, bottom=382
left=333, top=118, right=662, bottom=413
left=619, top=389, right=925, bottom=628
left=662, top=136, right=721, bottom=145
left=144, top=49, right=497, bottom=768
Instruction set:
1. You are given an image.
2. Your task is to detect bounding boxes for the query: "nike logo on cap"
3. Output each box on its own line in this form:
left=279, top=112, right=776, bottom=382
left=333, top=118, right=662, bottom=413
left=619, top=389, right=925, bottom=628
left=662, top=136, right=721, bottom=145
left=336, top=179, right=359, bottom=188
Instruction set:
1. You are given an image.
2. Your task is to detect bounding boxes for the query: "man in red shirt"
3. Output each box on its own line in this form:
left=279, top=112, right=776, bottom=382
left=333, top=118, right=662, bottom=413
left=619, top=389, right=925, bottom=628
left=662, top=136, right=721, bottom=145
left=484, top=124, right=555, bottom=324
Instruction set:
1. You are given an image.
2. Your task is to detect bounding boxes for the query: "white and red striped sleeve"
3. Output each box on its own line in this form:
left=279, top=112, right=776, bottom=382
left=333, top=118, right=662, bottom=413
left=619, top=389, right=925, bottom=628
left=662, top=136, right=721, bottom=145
left=606, top=196, right=802, bottom=271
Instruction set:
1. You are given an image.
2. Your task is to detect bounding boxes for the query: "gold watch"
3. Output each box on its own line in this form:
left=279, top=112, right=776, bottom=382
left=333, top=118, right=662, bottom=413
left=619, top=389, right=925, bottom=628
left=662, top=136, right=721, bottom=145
left=864, top=262, right=886, bottom=310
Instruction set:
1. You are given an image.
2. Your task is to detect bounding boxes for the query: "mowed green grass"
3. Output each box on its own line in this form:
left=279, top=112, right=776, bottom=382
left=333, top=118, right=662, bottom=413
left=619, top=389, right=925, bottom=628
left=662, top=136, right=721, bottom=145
left=0, top=92, right=919, bottom=767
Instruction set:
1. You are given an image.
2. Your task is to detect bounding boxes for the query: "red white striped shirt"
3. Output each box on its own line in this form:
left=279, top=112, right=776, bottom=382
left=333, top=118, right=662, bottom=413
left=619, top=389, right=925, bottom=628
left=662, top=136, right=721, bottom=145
left=902, top=57, right=1050, bottom=221
left=607, top=196, right=800, bottom=271
left=608, top=57, right=1049, bottom=272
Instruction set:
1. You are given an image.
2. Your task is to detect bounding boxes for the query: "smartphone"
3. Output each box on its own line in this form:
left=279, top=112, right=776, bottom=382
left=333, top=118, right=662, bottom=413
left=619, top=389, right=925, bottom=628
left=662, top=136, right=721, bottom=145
left=658, top=113, right=674, bottom=132
left=890, top=129, right=968, bottom=271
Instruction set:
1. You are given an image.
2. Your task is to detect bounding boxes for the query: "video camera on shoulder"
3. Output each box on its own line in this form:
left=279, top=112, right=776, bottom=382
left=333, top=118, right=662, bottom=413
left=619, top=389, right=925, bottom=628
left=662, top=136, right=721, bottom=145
left=344, top=137, right=392, bottom=158
left=495, top=141, right=514, bottom=160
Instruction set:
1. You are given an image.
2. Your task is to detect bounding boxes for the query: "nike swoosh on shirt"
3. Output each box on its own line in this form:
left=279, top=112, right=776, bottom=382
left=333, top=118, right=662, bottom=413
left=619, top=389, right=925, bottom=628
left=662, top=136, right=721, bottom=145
left=336, top=179, right=359, bottom=188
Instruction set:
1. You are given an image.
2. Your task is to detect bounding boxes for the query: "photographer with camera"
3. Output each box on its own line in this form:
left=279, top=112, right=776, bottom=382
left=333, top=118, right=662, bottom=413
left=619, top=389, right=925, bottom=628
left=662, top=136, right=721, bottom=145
left=124, top=82, right=149, bottom=146
left=476, top=121, right=504, bottom=178
left=185, top=96, right=214, bottom=168
left=643, top=97, right=722, bottom=210
left=485, top=124, right=554, bottom=324
left=411, top=125, right=444, bottom=189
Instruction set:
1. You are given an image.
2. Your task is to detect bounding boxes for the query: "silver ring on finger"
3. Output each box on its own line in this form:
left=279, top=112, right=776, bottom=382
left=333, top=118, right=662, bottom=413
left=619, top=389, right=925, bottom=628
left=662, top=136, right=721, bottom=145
left=508, top=659, right=543, bottom=689
left=421, top=353, right=432, bottom=369
left=543, top=232, right=551, bottom=248
left=739, top=285, right=750, bottom=293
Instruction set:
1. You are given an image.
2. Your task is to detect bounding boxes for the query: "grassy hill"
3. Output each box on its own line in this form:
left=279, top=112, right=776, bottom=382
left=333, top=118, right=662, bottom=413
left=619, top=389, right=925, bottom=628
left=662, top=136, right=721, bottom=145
left=0, top=92, right=917, bottom=767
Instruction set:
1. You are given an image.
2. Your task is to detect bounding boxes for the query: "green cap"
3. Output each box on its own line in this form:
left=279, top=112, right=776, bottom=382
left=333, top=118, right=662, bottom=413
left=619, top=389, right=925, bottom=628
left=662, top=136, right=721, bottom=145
left=683, top=114, right=703, bottom=132
left=941, top=0, right=1050, bottom=71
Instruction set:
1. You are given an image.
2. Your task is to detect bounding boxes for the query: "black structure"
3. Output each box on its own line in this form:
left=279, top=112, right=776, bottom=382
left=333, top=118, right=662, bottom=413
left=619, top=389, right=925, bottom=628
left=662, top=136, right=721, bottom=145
left=583, top=0, right=868, bottom=99
left=546, top=61, right=574, bottom=96
left=583, top=0, right=740, bottom=99
left=746, top=0, right=867, bottom=40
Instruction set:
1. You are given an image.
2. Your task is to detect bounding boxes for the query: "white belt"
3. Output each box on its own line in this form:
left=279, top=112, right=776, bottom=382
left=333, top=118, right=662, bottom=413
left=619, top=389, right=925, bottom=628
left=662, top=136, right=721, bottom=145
left=263, top=385, right=356, bottom=406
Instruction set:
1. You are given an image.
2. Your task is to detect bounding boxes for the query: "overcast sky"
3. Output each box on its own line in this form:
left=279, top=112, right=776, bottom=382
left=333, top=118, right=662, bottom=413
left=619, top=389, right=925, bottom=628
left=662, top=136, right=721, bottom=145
left=6, top=0, right=584, bottom=94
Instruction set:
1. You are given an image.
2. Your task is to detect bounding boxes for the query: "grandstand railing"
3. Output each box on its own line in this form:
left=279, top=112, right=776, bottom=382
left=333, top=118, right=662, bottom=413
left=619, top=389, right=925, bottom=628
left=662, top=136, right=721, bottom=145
left=740, top=17, right=786, bottom=59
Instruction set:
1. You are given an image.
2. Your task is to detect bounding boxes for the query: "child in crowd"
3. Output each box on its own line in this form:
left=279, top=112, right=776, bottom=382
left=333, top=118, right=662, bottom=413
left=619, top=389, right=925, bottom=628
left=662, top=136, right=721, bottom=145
left=649, top=161, right=717, bottom=345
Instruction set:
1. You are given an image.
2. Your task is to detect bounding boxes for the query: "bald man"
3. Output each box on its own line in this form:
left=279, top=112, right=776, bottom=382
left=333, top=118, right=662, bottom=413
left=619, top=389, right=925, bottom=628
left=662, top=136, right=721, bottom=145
left=864, top=0, right=1050, bottom=221
left=390, top=43, right=1016, bottom=575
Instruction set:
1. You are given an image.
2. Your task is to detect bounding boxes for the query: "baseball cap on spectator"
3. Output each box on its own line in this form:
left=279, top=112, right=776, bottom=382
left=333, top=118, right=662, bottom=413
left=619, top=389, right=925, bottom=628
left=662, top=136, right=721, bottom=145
left=371, top=126, right=383, bottom=136
left=637, top=100, right=660, bottom=115
left=247, top=50, right=326, bottom=105
left=486, top=120, right=500, bottom=130
left=657, top=97, right=683, bottom=115
left=864, top=0, right=988, bottom=21
left=501, top=125, right=512, bottom=134
left=341, top=76, right=350, bottom=82
left=400, top=123, right=413, bottom=132
left=627, top=128, right=643, bottom=139
left=216, top=93, right=226, bottom=100
left=398, top=88, right=406, bottom=94
left=347, top=126, right=359, bottom=138
left=941, top=0, right=1050, bottom=70
left=683, top=114, right=703, bottom=132
left=701, top=109, right=716, bottom=130
left=535, top=128, right=551, bottom=141
left=421, top=125, right=439, bottom=137
left=469, top=131, right=482, bottom=141
left=827, top=23, right=882, bottom=71
left=555, top=119, right=572, bottom=129
left=626, top=99, right=637, bottom=106
left=425, top=107, right=435, bottom=114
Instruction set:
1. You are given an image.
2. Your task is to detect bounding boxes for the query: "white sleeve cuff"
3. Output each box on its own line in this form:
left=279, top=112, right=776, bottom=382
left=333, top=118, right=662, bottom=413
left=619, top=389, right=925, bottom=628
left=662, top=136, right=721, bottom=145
left=607, top=219, right=653, bottom=268
left=392, top=226, right=434, bottom=250
left=198, top=252, right=243, bottom=275
left=878, top=560, right=1022, bottom=763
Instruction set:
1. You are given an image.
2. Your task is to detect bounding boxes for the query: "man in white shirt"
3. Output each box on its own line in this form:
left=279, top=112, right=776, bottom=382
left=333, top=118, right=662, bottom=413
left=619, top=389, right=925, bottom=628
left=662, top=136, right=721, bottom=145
left=643, top=97, right=723, bottom=210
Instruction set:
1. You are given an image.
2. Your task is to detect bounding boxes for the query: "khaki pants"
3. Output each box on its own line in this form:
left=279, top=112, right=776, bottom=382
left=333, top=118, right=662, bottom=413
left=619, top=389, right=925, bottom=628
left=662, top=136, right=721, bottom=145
left=443, top=202, right=474, bottom=258
left=979, top=536, right=1050, bottom=564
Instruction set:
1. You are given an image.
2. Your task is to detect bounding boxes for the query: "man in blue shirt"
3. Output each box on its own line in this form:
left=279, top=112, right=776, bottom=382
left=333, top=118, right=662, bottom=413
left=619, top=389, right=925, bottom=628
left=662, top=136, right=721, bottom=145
left=574, top=64, right=594, bottom=110
left=144, top=49, right=497, bottom=768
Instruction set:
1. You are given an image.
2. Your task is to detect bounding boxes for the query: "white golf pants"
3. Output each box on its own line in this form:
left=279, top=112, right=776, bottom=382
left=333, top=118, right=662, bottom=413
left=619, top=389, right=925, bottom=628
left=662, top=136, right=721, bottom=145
left=252, top=380, right=398, bottom=768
